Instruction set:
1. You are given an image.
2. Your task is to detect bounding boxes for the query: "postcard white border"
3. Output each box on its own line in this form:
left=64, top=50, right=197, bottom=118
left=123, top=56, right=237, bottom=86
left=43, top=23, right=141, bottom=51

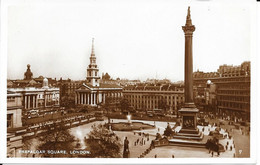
left=0, top=0, right=258, bottom=164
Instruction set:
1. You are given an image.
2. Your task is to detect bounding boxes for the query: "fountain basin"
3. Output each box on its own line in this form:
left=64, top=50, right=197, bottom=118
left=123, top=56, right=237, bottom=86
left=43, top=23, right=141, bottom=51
left=111, top=122, right=154, bottom=131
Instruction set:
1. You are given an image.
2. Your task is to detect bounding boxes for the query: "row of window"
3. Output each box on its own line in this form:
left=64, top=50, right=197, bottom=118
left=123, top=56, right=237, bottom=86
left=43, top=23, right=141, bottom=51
left=218, top=102, right=249, bottom=110
left=7, top=97, right=16, bottom=102
left=217, top=91, right=250, bottom=95
left=218, top=96, right=250, bottom=102
left=124, top=88, right=184, bottom=92
left=124, top=95, right=184, bottom=100
left=124, top=94, right=184, bottom=108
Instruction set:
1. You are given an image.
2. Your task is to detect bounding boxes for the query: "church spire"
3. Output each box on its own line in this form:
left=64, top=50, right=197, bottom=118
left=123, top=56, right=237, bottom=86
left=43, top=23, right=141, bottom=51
left=91, top=38, right=95, bottom=56
left=87, top=38, right=100, bottom=87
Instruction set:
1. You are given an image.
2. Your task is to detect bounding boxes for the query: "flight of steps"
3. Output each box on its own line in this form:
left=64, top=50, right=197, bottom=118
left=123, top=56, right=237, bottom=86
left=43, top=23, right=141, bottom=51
left=169, top=128, right=206, bottom=148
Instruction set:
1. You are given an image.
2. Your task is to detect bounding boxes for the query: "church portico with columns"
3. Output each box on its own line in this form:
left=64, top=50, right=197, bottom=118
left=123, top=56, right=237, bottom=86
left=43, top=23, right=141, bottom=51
left=75, top=38, right=123, bottom=107
left=75, top=83, right=123, bottom=106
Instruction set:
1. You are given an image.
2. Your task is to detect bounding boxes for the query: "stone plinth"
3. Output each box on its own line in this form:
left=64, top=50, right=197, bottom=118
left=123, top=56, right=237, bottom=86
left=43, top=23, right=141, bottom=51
left=179, top=104, right=199, bottom=130
left=174, top=105, right=203, bottom=141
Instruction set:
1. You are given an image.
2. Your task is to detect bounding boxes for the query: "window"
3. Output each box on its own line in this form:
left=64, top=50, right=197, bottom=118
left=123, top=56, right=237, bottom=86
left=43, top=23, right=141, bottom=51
left=7, top=97, right=15, bottom=102
left=7, top=114, right=13, bottom=128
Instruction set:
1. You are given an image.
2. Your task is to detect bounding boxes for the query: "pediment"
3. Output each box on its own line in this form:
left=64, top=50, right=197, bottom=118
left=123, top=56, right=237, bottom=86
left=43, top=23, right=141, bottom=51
left=76, top=83, right=92, bottom=91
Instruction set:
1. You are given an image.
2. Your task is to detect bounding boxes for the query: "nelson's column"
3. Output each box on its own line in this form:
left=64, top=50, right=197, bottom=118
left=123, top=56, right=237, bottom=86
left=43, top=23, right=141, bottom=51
left=177, top=7, right=202, bottom=138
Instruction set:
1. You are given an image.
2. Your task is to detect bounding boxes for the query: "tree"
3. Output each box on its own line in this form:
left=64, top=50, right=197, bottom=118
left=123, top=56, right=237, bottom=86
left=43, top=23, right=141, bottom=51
left=163, top=123, right=173, bottom=137
left=85, top=124, right=122, bottom=158
left=78, top=104, right=92, bottom=113
left=104, top=97, right=113, bottom=111
left=158, top=99, right=168, bottom=113
left=104, top=97, right=113, bottom=123
left=205, top=137, right=219, bottom=152
left=60, top=94, right=75, bottom=109
left=37, top=123, right=76, bottom=157
left=120, top=98, right=129, bottom=112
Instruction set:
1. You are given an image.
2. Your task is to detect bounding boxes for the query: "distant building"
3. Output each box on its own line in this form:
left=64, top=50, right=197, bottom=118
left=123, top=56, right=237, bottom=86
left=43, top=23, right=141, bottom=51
left=145, top=78, right=171, bottom=84
left=7, top=92, right=23, bottom=128
left=24, top=64, right=33, bottom=80
left=218, top=61, right=250, bottom=77
left=123, top=83, right=184, bottom=114
left=75, top=39, right=123, bottom=107
left=9, top=65, right=58, bottom=88
left=193, top=61, right=250, bottom=121
left=8, top=77, right=60, bottom=116
left=59, top=79, right=82, bottom=97
left=7, top=91, right=24, bottom=157
left=116, top=79, right=142, bottom=86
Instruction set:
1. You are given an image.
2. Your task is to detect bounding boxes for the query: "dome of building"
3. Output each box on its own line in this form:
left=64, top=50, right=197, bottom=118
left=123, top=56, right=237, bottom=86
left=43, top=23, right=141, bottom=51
left=24, top=64, right=33, bottom=80
left=42, top=77, right=49, bottom=88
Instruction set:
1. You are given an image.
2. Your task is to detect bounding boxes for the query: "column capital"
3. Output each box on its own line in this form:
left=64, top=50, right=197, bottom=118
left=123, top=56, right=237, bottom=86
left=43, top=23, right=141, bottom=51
left=182, top=25, right=195, bottom=34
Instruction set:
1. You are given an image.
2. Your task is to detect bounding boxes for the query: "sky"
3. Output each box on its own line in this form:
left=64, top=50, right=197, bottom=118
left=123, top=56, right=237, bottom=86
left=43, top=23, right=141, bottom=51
left=7, top=0, right=253, bottom=82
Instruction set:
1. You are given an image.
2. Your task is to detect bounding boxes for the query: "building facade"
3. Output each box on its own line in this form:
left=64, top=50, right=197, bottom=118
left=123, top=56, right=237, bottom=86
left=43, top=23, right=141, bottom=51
left=193, top=61, right=250, bottom=121
left=8, top=78, right=60, bottom=116
left=123, top=83, right=184, bottom=114
left=7, top=92, right=23, bottom=128
left=75, top=39, right=123, bottom=107
left=7, top=91, right=24, bottom=158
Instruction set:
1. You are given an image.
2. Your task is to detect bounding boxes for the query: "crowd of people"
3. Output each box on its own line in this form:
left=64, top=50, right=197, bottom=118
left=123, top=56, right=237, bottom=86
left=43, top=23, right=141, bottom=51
left=133, top=132, right=150, bottom=146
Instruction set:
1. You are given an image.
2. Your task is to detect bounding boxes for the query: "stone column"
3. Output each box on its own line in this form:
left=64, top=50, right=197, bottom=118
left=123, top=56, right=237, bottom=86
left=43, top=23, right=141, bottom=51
left=93, top=93, right=96, bottom=105
left=84, top=93, right=86, bottom=105
left=170, top=95, right=173, bottom=109
left=78, top=93, right=80, bottom=104
left=36, top=95, right=38, bottom=108
left=150, top=98, right=152, bottom=109
left=25, top=95, right=27, bottom=109
left=28, top=95, right=31, bottom=109
left=153, top=96, right=155, bottom=109
left=91, top=93, right=93, bottom=105
left=75, top=92, right=78, bottom=105
left=87, top=93, right=90, bottom=105
left=96, top=92, right=99, bottom=105
left=44, top=94, right=47, bottom=107
left=81, top=93, right=84, bottom=104
left=182, top=6, right=195, bottom=106
left=33, top=95, right=35, bottom=109
left=174, top=95, right=177, bottom=111
left=146, top=96, right=148, bottom=109
left=77, top=92, right=80, bottom=104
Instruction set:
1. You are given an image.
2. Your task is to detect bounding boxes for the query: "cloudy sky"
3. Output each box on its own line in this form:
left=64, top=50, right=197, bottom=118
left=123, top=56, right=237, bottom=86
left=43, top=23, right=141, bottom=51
left=7, top=0, right=253, bottom=82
